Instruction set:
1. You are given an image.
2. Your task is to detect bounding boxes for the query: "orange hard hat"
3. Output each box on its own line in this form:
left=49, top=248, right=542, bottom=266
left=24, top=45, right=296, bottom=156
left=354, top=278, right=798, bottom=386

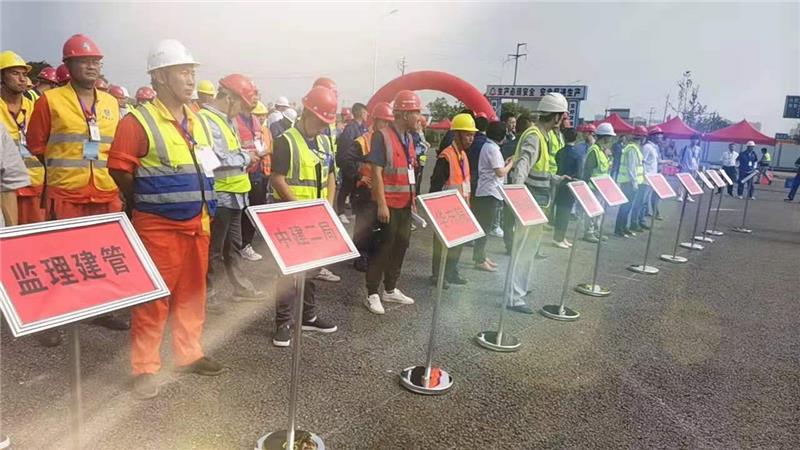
left=62, top=34, right=103, bottom=61
left=392, top=90, right=421, bottom=111
left=633, top=125, right=649, bottom=137
left=108, top=85, right=126, bottom=100
left=313, top=77, right=337, bottom=95
left=94, top=78, right=109, bottom=91
left=135, top=86, right=156, bottom=102
left=302, top=86, right=337, bottom=124
left=370, top=101, right=394, bottom=122
left=37, top=67, right=58, bottom=84
left=55, top=64, right=71, bottom=84
left=219, top=73, right=259, bottom=108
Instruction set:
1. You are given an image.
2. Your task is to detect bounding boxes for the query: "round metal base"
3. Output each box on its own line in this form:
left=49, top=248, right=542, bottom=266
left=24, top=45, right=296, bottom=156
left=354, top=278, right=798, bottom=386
left=540, top=304, right=580, bottom=321
left=731, top=227, right=752, bottom=234
left=680, top=242, right=704, bottom=251
left=706, top=229, right=724, bottom=236
left=256, top=430, right=325, bottom=450
left=575, top=283, right=610, bottom=297
left=0, top=436, right=9, bottom=450
left=476, top=331, right=521, bottom=352
left=628, top=264, right=659, bottom=274
left=399, top=365, right=453, bottom=395
left=660, top=254, right=688, bottom=263
left=694, top=236, right=714, bottom=243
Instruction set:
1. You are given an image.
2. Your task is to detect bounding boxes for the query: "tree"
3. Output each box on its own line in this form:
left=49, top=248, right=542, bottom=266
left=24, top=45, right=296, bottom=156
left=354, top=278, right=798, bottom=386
left=427, top=97, right=463, bottom=122
left=498, top=102, right=532, bottom=120
left=669, top=71, right=730, bottom=133
left=26, top=60, right=52, bottom=81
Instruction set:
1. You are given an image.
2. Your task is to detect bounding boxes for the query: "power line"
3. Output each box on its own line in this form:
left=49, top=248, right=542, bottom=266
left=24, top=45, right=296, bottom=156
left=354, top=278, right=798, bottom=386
left=505, top=43, right=527, bottom=86
left=397, top=56, right=407, bottom=76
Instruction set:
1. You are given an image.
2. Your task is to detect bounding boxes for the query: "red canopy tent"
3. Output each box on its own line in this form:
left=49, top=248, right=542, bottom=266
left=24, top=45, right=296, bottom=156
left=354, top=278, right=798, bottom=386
left=428, top=119, right=451, bottom=131
left=593, top=113, right=635, bottom=134
left=651, top=116, right=700, bottom=139
left=704, top=120, right=776, bottom=146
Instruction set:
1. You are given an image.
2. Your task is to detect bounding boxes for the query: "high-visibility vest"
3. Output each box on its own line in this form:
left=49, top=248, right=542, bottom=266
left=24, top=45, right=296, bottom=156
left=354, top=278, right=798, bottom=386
left=587, top=144, right=610, bottom=177
left=548, top=129, right=564, bottom=175
left=234, top=113, right=272, bottom=175
left=274, top=127, right=334, bottom=201
left=128, top=101, right=217, bottom=220
left=378, top=126, right=415, bottom=209
left=41, top=84, right=118, bottom=192
left=198, top=108, right=251, bottom=194
left=438, top=144, right=471, bottom=200
left=355, top=131, right=373, bottom=187
left=618, top=143, right=645, bottom=184
left=25, top=89, right=40, bottom=102
left=513, top=125, right=550, bottom=189
left=0, top=95, right=44, bottom=188
left=329, top=123, right=337, bottom=153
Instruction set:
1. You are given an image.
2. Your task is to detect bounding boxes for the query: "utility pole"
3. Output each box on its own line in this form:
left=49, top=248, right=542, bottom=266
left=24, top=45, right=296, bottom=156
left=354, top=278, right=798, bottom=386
left=648, top=107, right=656, bottom=125
left=506, top=43, right=527, bottom=86
left=662, top=93, right=670, bottom=122
left=397, top=56, right=407, bottom=76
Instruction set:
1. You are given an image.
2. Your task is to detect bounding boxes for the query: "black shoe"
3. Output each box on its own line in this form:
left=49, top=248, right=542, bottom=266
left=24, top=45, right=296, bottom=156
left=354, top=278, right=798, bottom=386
left=614, top=231, right=628, bottom=238
left=785, top=198, right=793, bottom=202
left=302, top=316, right=337, bottom=333
left=273, top=324, right=291, bottom=347
left=179, top=357, right=225, bottom=376
left=446, top=275, right=469, bottom=285
left=132, top=374, right=160, bottom=400
left=429, top=276, right=450, bottom=289
left=630, top=226, right=643, bottom=233
left=91, top=314, right=130, bottom=331
left=507, top=304, right=534, bottom=314
left=534, top=252, right=549, bottom=260
left=232, top=289, right=266, bottom=302
left=625, top=231, right=637, bottom=237
left=36, top=329, right=63, bottom=347
left=353, top=257, right=368, bottom=272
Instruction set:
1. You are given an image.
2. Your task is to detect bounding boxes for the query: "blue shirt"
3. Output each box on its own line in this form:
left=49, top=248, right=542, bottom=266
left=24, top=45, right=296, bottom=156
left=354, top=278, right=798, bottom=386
left=336, top=121, right=369, bottom=171
left=467, top=132, right=488, bottom=192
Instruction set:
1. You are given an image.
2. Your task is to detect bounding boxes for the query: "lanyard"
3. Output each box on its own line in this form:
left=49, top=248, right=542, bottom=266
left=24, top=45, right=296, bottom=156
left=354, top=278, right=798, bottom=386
left=12, top=108, right=26, bottom=134
left=75, top=90, right=97, bottom=123
left=391, top=126, right=414, bottom=167
left=177, top=110, right=197, bottom=148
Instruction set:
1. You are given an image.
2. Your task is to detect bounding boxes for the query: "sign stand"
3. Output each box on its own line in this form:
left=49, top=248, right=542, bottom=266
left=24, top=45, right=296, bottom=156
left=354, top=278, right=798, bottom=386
left=247, top=200, right=358, bottom=450
left=477, top=185, right=547, bottom=351
left=678, top=174, right=705, bottom=251
left=69, top=327, right=83, bottom=450
left=0, top=321, right=8, bottom=450
left=693, top=172, right=716, bottom=243
left=401, top=191, right=484, bottom=393
left=628, top=213, right=659, bottom=274
left=706, top=169, right=729, bottom=236
left=629, top=174, right=676, bottom=274
left=660, top=190, right=690, bottom=264
left=732, top=172, right=757, bottom=234
left=542, top=214, right=582, bottom=321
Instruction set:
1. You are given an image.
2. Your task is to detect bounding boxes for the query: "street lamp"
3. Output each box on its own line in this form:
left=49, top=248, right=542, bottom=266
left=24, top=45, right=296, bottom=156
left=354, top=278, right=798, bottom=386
left=372, top=8, right=399, bottom=93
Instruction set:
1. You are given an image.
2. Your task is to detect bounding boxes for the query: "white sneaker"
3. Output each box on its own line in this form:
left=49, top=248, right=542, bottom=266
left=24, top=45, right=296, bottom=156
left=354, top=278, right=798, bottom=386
left=315, top=267, right=341, bottom=282
left=489, top=227, right=504, bottom=238
left=383, top=288, right=414, bottom=305
left=564, top=239, right=573, bottom=247
left=240, top=244, right=263, bottom=261
left=553, top=240, right=570, bottom=249
left=338, top=214, right=350, bottom=224
left=364, top=294, right=385, bottom=314
left=687, top=196, right=695, bottom=203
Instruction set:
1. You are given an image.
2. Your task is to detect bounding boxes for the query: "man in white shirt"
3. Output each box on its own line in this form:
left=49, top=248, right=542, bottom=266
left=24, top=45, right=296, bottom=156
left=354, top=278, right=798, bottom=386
left=678, top=134, right=702, bottom=202
left=720, top=143, right=738, bottom=196
left=634, top=128, right=664, bottom=227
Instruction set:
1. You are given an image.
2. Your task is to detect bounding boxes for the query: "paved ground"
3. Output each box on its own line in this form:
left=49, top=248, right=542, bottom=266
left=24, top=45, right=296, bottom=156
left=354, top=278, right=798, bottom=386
left=2, top=181, right=799, bottom=449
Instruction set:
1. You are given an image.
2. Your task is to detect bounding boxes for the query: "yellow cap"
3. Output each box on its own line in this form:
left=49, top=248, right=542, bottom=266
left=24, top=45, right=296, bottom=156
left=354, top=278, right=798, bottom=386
left=252, top=100, right=268, bottom=115
left=197, top=79, right=216, bottom=96
left=451, top=113, right=478, bottom=132
left=0, top=50, right=32, bottom=73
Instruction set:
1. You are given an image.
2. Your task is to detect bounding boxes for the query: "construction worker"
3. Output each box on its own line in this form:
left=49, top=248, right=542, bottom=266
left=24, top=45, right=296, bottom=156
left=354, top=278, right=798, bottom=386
left=757, top=147, right=772, bottom=185
left=108, top=85, right=130, bottom=116
left=35, top=67, right=58, bottom=94
left=196, top=79, right=215, bottom=108
left=135, top=86, right=156, bottom=105
left=1, top=50, right=46, bottom=225
left=273, top=96, right=291, bottom=113
left=614, top=126, right=647, bottom=237
left=581, top=122, right=615, bottom=243
left=269, top=107, right=297, bottom=139
left=507, top=92, right=571, bottom=314
left=55, top=64, right=71, bottom=86
left=1, top=126, right=30, bottom=227
left=545, top=113, right=566, bottom=222
left=197, top=74, right=266, bottom=314
left=736, top=140, right=758, bottom=199
left=26, top=34, right=129, bottom=343
left=343, top=101, right=393, bottom=272
left=312, top=77, right=338, bottom=149
left=335, top=102, right=369, bottom=224
left=236, top=99, right=272, bottom=262
left=108, top=38, right=224, bottom=398
left=270, top=85, right=339, bottom=346
left=429, top=113, right=477, bottom=286
left=362, top=90, right=420, bottom=315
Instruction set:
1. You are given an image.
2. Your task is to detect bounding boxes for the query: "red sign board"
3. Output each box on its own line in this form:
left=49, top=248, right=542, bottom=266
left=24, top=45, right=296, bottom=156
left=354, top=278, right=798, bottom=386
left=676, top=172, right=703, bottom=196
left=718, top=169, right=733, bottom=185
left=590, top=175, right=628, bottom=207
left=646, top=173, right=678, bottom=199
left=0, top=213, right=168, bottom=337
left=418, top=191, right=484, bottom=248
left=697, top=171, right=714, bottom=190
left=247, top=200, right=358, bottom=275
left=706, top=170, right=726, bottom=189
left=568, top=181, right=605, bottom=218
left=500, top=185, right=548, bottom=226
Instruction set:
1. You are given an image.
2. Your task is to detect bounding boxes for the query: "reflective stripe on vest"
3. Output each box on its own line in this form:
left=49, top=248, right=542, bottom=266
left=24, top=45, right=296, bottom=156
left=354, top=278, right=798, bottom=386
left=379, top=127, right=414, bottom=207
left=587, top=144, right=610, bottom=177
left=513, top=125, right=550, bottom=188
left=439, top=144, right=470, bottom=198
left=130, top=101, right=217, bottom=220
left=198, top=109, right=250, bottom=194
left=275, top=127, right=333, bottom=201
left=0, top=94, right=44, bottom=186
left=548, top=129, right=563, bottom=175
left=355, top=132, right=372, bottom=186
left=41, top=85, right=119, bottom=191
left=617, top=143, right=645, bottom=184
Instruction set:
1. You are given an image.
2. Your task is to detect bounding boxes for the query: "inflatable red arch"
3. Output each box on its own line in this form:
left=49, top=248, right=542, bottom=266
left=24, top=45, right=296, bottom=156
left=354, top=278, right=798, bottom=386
left=366, top=71, right=496, bottom=121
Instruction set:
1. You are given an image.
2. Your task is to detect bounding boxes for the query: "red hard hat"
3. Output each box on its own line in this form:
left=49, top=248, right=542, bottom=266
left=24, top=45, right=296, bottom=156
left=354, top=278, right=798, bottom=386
left=578, top=123, right=597, bottom=133
left=633, top=125, right=649, bottom=137
left=313, top=77, right=337, bottom=95
left=648, top=126, right=664, bottom=135
left=94, top=78, right=109, bottom=91
left=370, top=101, right=394, bottom=122
left=108, top=85, right=126, bottom=100
left=55, top=64, right=71, bottom=84
left=135, top=86, right=156, bottom=102
left=37, top=67, right=58, bottom=84
left=62, top=34, right=103, bottom=61
left=219, top=73, right=259, bottom=108
left=392, top=90, right=421, bottom=111
left=341, top=107, right=351, bottom=116
left=302, top=86, right=337, bottom=124
left=475, top=111, right=489, bottom=120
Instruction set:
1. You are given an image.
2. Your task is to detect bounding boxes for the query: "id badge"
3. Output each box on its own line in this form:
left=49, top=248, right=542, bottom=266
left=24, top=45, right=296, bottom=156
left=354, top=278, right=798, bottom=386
left=255, top=139, right=266, bottom=155
left=83, top=140, right=100, bottom=160
left=196, top=145, right=221, bottom=178
left=407, top=167, right=416, bottom=185
left=462, top=181, right=471, bottom=196
left=18, top=132, right=27, bottom=147
left=89, top=122, right=101, bottom=142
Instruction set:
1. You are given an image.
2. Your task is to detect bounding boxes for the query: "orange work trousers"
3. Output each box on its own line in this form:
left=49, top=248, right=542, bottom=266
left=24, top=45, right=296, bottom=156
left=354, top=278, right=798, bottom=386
left=48, top=197, right=123, bottom=220
left=130, top=228, right=210, bottom=374
left=17, top=195, right=45, bottom=224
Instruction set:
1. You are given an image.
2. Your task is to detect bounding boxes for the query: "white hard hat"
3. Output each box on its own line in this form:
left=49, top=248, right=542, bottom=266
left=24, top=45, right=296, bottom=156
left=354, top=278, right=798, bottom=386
left=275, top=96, right=290, bottom=107
left=537, top=92, right=569, bottom=113
left=282, top=108, right=298, bottom=123
left=267, top=111, right=283, bottom=126
left=745, top=140, right=755, bottom=146
left=147, top=39, right=199, bottom=73
left=120, top=86, right=130, bottom=98
left=596, top=122, right=616, bottom=137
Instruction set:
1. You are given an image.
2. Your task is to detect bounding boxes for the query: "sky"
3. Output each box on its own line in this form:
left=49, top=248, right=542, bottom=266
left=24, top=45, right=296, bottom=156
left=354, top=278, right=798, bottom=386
left=2, top=1, right=798, bottom=134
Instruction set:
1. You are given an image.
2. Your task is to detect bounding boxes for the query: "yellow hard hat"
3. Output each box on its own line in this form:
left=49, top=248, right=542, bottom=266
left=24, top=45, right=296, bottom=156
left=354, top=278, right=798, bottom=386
left=252, top=100, right=268, bottom=115
left=197, top=79, right=216, bottom=96
left=0, top=50, right=32, bottom=73
left=451, top=113, right=478, bottom=132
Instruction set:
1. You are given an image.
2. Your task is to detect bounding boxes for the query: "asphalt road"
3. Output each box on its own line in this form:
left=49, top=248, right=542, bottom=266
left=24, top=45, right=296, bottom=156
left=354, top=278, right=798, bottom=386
left=2, top=181, right=799, bottom=449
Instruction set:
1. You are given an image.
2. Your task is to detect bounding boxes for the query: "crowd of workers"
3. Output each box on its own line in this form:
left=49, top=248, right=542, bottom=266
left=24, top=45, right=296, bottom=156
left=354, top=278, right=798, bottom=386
left=0, top=33, right=783, bottom=400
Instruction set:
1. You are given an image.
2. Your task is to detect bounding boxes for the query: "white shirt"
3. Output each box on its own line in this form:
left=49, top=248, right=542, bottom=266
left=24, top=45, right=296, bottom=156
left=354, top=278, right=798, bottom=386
left=720, top=150, right=738, bottom=167
left=641, top=142, right=660, bottom=175
left=476, top=140, right=506, bottom=200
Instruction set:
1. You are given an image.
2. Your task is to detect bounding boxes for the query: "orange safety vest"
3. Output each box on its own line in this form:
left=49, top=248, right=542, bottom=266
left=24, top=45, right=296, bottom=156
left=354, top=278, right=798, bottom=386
left=378, top=126, right=415, bottom=209
left=438, top=144, right=471, bottom=201
left=355, top=131, right=373, bottom=188
left=234, top=114, right=272, bottom=175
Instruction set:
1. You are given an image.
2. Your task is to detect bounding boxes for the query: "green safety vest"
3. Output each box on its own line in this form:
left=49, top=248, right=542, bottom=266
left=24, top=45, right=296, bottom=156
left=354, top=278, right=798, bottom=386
left=275, top=127, right=334, bottom=201
left=198, top=108, right=251, bottom=194
left=587, top=144, right=610, bottom=177
left=513, top=125, right=550, bottom=188
left=617, top=143, right=645, bottom=184
left=547, top=129, right=564, bottom=175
